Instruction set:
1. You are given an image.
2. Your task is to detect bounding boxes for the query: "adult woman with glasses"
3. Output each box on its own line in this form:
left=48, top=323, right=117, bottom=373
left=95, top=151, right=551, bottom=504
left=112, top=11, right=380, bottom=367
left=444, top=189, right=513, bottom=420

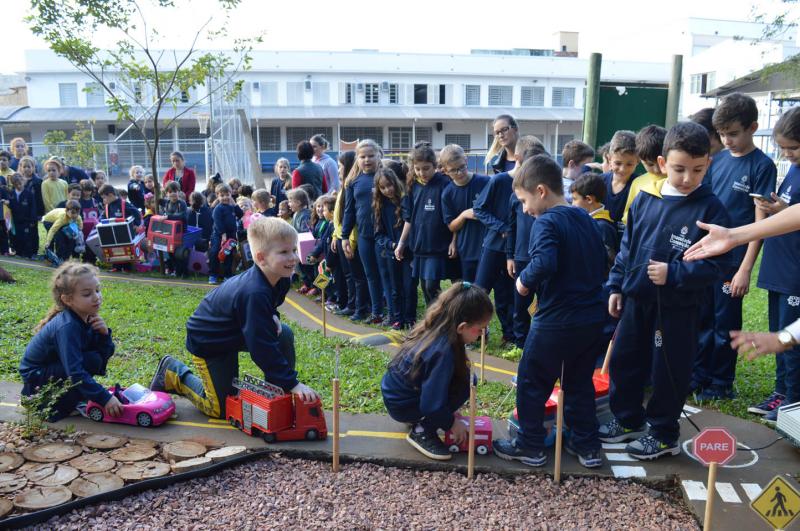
left=484, top=114, right=519, bottom=174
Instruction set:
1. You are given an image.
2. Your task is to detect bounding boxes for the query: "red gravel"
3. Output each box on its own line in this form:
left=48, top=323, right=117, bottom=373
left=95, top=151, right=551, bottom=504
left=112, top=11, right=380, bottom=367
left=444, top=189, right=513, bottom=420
left=27, top=455, right=698, bottom=530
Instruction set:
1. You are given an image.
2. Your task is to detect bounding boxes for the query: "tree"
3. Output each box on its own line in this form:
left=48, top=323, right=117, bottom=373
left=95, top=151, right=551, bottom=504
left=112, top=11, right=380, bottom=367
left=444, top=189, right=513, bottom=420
left=750, top=1, right=800, bottom=79
left=27, top=0, right=261, bottom=202
left=42, top=122, right=104, bottom=169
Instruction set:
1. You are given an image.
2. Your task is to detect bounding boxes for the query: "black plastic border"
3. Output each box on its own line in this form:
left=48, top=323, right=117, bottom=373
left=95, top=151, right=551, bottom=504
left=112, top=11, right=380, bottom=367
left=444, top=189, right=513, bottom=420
left=0, top=448, right=271, bottom=529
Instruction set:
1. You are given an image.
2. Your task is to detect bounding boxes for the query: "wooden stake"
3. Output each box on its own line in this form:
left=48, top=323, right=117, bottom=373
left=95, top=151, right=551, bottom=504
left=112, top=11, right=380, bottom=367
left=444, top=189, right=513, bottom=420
left=321, top=287, right=327, bottom=338
left=554, top=388, right=564, bottom=484
left=479, top=331, right=486, bottom=384
left=467, top=383, right=476, bottom=480
left=332, top=377, right=340, bottom=472
left=703, top=462, right=717, bottom=530
left=600, top=338, right=614, bottom=376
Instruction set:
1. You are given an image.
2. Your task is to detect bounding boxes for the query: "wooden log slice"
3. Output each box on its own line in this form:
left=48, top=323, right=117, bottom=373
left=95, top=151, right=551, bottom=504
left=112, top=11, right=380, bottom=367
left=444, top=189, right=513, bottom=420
left=0, top=473, right=27, bottom=493
left=170, top=456, right=212, bottom=473
left=25, top=464, right=80, bottom=487
left=14, top=486, right=72, bottom=510
left=109, top=446, right=157, bottom=462
left=69, top=473, right=124, bottom=498
left=162, top=441, right=206, bottom=462
left=0, top=452, right=24, bottom=473
left=0, top=498, right=12, bottom=518
left=22, top=443, right=82, bottom=463
left=69, top=453, right=116, bottom=474
left=127, top=438, right=158, bottom=448
left=78, top=434, right=128, bottom=450
left=205, top=446, right=246, bottom=462
left=116, top=461, right=170, bottom=482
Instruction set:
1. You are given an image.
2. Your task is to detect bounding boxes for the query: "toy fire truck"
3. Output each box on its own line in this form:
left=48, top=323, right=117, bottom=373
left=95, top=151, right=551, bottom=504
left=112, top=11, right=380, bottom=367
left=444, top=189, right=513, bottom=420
left=147, top=216, right=202, bottom=258
left=226, top=374, right=328, bottom=443
left=445, top=415, right=493, bottom=455
left=94, top=215, right=147, bottom=264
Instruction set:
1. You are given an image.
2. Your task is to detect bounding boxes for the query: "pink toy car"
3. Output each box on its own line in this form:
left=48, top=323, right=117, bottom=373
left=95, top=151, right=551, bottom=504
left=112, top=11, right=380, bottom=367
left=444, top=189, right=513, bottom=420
left=86, top=384, right=175, bottom=427
left=444, top=415, right=493, bottom=455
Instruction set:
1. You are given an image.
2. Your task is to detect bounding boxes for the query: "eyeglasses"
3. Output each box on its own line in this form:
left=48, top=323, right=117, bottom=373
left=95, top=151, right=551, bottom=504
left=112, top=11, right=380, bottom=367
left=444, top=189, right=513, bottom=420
left=494, top=125, right=514, bottom=137
left=446, top=165, right=468, bottom=176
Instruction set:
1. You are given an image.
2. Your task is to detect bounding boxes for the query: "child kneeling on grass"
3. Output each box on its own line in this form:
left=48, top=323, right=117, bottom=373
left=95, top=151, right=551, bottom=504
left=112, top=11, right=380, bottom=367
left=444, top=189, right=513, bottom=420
left=381, top=282, right=493, bottom=460
left=19, top=262, right=123, bottom=421
left=149, top=216, right=319, bottom=419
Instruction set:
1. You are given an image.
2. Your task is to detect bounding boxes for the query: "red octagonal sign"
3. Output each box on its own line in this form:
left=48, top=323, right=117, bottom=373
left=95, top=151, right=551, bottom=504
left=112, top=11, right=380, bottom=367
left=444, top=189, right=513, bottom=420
left=692, top=427, right=737, bottom=466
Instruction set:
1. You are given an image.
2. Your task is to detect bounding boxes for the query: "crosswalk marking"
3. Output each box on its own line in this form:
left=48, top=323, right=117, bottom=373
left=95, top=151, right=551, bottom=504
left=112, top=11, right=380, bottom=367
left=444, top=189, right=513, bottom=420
left=612, top=466, right=647, bottom=478
left=741, top=483, right=763, bottom=501
left=716, top=482, right=742, bottom=503
left=605, top=452, right=636, bottom=462
left=683, top=480, right=751, bottom=503
left=683, top=405, right=702, bottom=415
left=601, top=443, right=627, bottom=450
left=683, top=480, right=708, bottom=500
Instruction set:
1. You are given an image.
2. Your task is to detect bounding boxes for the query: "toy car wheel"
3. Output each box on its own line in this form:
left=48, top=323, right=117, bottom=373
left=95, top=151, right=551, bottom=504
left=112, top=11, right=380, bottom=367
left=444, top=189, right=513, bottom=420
left=305, top=429, right=319, bottom=441
left=261, top=431, right=276, bottom=443
left=136, top=412, right=153, bottom=427
left=234, top=420, right=241, bottom=430
left=88, top=407, right=104, bottom=422
left=476, top=445, right=489, bottom=455
left=448, top=444, right=460, bottom=453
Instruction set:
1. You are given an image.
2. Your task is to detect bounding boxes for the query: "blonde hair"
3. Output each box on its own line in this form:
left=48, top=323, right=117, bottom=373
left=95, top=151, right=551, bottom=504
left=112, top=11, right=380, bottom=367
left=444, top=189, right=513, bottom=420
left=252, top=189, right=273, bottom=209
left=484, top=114, right=518, bottom=166
left=514, top=135, right=547, bottom=159
left=274, top=158, right=291, bottom=175
left=344, top=139, right=383, bottom=189
left=18, top=156, right=36, bottom=174
left=36, top=262, right=99, bottom=332
left=247, top=216, right=298, bottom=256
left=236, top=196, right=253, bottom=211
left=45, top=157, right=64, bottom=173
left=9, top=137, right=27, bottom=153
left=129, top=165, right=144, bottom=179
left=439, top=144, right=466, bottom=169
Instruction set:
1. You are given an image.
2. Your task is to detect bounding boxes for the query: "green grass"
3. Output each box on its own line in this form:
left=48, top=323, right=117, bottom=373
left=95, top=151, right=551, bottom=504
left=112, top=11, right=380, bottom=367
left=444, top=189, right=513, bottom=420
left=0, top=264, right=510, bottom=417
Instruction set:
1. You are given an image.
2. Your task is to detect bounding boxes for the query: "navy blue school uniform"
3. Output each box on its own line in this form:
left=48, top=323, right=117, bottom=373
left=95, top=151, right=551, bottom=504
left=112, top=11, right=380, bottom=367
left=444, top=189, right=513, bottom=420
left=26, top=175, right=45, bottom=218
left=506, top=195, right=535, bottom=348
left=208, top=203, right=243, bottom=278
left=489, top=151, right=516, bottom=174
left=591, top=207, right=620, bottom=344
left=441, top=173, right=489, bottom=283
left=342, top=172, right=383, bottom=316
left=608, top=181, right=732, bottom=445
left=515, top=206, right=607, bottom=453
left=9, top=186, right=38, bottom=258
left=601, top=172, right=635, bottom=240
left=101, top=198, right=142, bottom=227
left=187, top=204, right=213, bottom=243
left=403, top=173, right=451, bottom=304
left=381, top=336, right=469, bottom=432
left=375, top=196, right=413, bottom=325
left=127, top=179, right=146, bottom=212
left=266, top=178, right=288, bottom=217
left=19, top=309, right=115, bottom=420
left=758, top=163, right=800, bottom=404
left=694, top=148, right=776, bottom=391
left=473, top=171, right=514, bottom=339
left=61, top=166, right=89, bottom=186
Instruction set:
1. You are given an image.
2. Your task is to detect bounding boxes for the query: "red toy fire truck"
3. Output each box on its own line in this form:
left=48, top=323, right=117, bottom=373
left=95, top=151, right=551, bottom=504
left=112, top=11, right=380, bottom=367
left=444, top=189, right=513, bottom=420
left=146, top=216, right=202, bottom=258
left=226, top=374, right=328, bottom=443
left=444, top=415, right=493, bottom=455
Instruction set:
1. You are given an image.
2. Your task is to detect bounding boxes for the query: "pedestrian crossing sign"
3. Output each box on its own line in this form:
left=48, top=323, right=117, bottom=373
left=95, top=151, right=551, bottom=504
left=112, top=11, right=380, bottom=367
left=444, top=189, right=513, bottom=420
left=313, top=273, right=330, bottom=291
left=751, top=475, right=800, bottom=530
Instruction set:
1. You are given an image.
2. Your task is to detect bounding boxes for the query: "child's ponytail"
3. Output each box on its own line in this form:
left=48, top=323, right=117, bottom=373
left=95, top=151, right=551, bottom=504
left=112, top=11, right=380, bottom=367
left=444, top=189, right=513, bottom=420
left=36, top=261, right=99, bottom=332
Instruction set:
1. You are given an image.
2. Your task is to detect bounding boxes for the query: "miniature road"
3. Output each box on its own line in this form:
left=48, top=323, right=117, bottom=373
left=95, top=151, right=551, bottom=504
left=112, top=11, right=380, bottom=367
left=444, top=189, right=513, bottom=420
left=2, top=257, right=798, bottom=528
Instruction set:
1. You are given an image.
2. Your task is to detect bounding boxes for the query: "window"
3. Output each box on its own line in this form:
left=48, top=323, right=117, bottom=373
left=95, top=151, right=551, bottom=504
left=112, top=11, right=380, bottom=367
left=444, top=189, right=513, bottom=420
left=388, top=83, right=399, bottom=104
left=521, top=86, right=545, bottom=107
left=388, top=127, right=413, bottom=150
left=445, top=134, right=471, bottom=151
left=133, top=83, right=143, bottom=104
left=85, top=82, right=105, bottom=107
left=552, top=87, right=575, bottom=107
left=690, top=73, right=716, bottom=94
left=340, top=126, right=383, bottom=145
left=415, top=127, right=432, bottom=144
left=286, top=127, right=333, bottom=149
left=262, top=82, right=278, bottom=105
left=313, top=82, right=330, bottom=105
left=439, top=84, right=446, bottom=105
left=414, top=84, right=427, bottom=104
left=365, top=83, right=379, bottom=104
left=255, top=126, right=281, bottom=151
left=557, top=134, right=574, bottom=153
left=180, top=90, right=190, bottom=103
left=465, top=85, right=480, bottom=106
left=287, top=82, right=304, bottom=105
left=344, top=83, right=354, bottom=104
left=59, top=83, right=78, bottom=106
left=488, top=85, right=512, bottom=106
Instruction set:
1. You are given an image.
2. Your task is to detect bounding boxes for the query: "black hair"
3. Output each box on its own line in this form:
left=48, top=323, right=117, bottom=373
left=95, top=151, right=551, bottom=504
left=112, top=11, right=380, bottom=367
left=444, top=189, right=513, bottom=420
left=383, top=158, right=408, bottom=181
left=690, top=108, right=721, bottom=143
left=296, top=140, right=314, bottom=162
left=774, top=107, right=800, bottom=143
left=338, top=150, right=356, bottom=177
left=298, top=183, right=317, bottom=202
left=98, top=184, right=117, bottom=197
left=570, top=172, right=607, bottom=203
left=310, top=134, right=329, bottom=149
left=0, top=150, right=11, bottom=160
left=512, top=155, right=563, bottom=195
left=712, top=93, right=759, bottom=130
left=635, top=125, right=668, bottom=163
left=662, top=122, right=711, bottom=158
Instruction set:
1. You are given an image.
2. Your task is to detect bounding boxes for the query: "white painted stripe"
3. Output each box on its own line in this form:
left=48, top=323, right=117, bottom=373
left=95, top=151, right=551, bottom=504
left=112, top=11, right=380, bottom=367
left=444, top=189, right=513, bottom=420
left=612, top=466, right=647, bottom=478
left=683, top=405, right=701, bottom=414
left=741, top=483, right=763, bottom=501
left=605, top=452, right=637, bottom=462
left=601, top=443, right=628, bottom=450
left=683, top=480, right=709, bottom=501
left=716, top=482, right=742, bottom=503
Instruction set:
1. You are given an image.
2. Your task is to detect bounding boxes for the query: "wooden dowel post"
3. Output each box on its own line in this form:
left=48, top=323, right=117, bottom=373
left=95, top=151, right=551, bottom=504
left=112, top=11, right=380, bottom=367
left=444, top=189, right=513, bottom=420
left=321, top=287, right=327, bottom=338
left=480, top=331, right=486, bottom=384
left=704, top=462, right=717, bottom=530
left=601, top=338, right=614, bottom=376
left=467, top=384, right=476, bottom=480
left=554, top=388, right=564, bottom=484
left=332, top=377, right=340, bottom=472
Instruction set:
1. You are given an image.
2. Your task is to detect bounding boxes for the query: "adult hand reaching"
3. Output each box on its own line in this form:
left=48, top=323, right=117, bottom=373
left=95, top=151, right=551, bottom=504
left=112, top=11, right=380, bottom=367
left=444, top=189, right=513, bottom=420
left=683, top=221, right=736, bottom=262
left=730, top=330, right=790, bottom=360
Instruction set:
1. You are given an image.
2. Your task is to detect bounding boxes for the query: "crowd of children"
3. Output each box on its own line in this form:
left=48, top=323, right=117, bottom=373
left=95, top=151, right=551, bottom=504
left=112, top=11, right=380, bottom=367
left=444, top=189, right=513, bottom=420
left=18, top=93, right=796, bottom=470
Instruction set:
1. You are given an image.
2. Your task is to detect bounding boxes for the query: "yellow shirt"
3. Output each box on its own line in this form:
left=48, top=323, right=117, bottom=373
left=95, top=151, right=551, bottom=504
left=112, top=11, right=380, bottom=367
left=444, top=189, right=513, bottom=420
left=332, top=190, right=357, bottom=249
left=42, top=178, right=68, bottom=214
left=43, top=208, right=83, bottom=246
left=622, top=172, right=667, bottom=225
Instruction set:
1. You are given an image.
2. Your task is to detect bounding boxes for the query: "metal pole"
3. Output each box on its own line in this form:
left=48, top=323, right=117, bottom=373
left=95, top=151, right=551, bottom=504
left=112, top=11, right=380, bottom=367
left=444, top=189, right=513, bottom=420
left=582, top=52, right=602, bottom=147
left=665, top=54, right=683, bottom=129
left=208, top=76, right=214, bottom=176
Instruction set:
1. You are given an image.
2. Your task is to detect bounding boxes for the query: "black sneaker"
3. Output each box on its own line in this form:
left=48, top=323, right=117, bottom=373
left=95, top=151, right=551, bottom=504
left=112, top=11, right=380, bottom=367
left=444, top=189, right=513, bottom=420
left=748, top=391, right=785, bottom=416
left=349, top=313, right=367, bottom=323
left=493, top=438, right=547, bottom=467
left=565, top=441, right=603, bottom=469
left=406, top=427, right=451, bottom=460
left=150, top=355, right=177, bottom=392
left=625, top=434, right=680, bottom=460
left=598, top=417, right=647, bottom=443
left=334, top=306, right=355, bottom=316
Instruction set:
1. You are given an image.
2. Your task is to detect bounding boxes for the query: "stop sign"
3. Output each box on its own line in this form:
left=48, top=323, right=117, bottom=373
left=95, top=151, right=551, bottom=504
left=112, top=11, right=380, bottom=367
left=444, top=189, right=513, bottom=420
left=692, top=427, right=737, bottom=466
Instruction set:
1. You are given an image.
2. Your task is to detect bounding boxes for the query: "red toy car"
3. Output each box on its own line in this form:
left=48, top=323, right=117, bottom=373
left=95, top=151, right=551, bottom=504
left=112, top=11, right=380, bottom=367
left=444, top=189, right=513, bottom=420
left=217, top=238, right=238, bottom=262
left=86, top=384, right=176, bottom=427
left=445, top=415, right=493, bottom=455
left=226, top=375, right=327, bottom=443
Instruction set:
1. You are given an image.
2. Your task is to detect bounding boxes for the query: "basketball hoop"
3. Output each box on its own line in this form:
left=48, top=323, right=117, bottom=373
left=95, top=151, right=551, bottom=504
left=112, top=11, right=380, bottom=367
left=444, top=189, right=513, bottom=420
left=194, top=112, right=211, bottom=135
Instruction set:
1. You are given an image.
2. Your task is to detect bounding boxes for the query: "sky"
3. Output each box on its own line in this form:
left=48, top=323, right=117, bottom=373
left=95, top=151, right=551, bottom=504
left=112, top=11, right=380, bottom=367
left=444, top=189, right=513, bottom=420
left=2, top=0, right=794, bottom=74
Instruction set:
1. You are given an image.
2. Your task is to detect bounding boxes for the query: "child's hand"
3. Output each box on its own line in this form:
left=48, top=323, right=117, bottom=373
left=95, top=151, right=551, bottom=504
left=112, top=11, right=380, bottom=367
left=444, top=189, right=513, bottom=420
left=105, top=395, right=123, bottom=417
left=330, top=239, right=338, bottom=253
left=342, top=239, right=354, bottom=260
left=450, top=417, right=468, bottom=445
left=755, top=193, right=788, bottom=216
left=647, top=260, right=668, bottom=285
left=609, top=293, right=623, bottom=318
left=448, top=240, right=458, bottom=259
left=307, top=255, right=317, bottom=264
left=273, top=315, right=282, bottom=335
left=462, top=208, right=475, bottom=220
left=87, top=315, right=109, bottom=335
left=290, top=382, right=319, bottom=403
left=730, top=267, right=751, bottom=298
left=506, top=259, right=516, bottom=279
left=515, top=277, right=529, bottom=296
left=394, top=241, right=405, bottom=261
